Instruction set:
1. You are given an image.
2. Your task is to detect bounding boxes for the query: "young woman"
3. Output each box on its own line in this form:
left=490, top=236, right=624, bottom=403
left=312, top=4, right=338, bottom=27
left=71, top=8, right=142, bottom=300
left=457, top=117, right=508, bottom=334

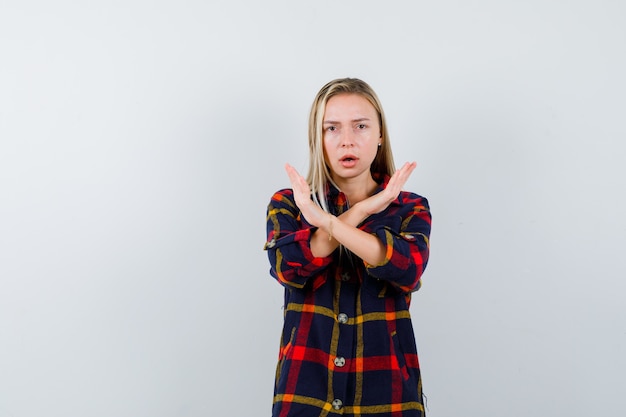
left=265, top=78, right=432, bottom=417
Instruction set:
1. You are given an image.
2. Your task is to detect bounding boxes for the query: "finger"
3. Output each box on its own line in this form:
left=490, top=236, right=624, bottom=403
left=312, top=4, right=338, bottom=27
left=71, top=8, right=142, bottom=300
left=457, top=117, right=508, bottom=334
left=400, top=162, right=417, bottom=184
left=285, top=163, right=297, bottom=179
left=285, top=164, right=313, bottom=207
left=389, top=162, right=411, bottom=185
left=389, top=162, right=416, bottom=191
left=285, top=163, right=304, bottom=187
left=399, top=161, right=416, bottom=176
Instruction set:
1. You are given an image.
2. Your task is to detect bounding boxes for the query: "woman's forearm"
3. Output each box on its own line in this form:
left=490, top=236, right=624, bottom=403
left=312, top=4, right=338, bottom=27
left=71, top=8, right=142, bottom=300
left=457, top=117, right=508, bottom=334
left=310, top=205, right=385, bottom=265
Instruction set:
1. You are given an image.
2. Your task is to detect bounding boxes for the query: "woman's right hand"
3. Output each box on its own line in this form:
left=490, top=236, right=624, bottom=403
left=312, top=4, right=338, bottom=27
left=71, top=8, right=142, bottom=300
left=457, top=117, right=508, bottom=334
left=284, top=163, right=328, bottom=228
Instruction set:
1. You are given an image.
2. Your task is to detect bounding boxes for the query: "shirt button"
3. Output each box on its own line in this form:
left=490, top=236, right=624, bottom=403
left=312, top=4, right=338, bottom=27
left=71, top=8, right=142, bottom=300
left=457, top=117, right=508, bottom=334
left=341, top=272, right=350, bottom=281
left=334, top=356, right=345, bottom=367
left=332, top=399, right=343, bottom=410
left=337, top=313, right=348, bottom=324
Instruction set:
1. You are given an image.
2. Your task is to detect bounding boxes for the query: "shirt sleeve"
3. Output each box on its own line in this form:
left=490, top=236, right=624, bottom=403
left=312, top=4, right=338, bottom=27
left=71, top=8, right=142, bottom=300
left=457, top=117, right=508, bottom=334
left=264, top=189, right=333, bottom=289
left=364, top=194, right=431, bottom=293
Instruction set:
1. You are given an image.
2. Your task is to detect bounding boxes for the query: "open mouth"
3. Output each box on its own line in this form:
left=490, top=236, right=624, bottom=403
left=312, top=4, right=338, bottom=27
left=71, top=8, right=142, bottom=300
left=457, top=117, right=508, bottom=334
left=340, top=155, right=358, bottom=167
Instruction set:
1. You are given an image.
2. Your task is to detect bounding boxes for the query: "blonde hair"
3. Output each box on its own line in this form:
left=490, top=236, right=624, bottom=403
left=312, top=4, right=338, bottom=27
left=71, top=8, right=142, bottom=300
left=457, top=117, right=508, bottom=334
left=306, top=78, right=395, bottom=212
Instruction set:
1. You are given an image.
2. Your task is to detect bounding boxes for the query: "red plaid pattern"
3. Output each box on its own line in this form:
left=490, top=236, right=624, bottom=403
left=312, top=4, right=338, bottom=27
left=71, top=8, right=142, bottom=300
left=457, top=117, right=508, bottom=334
left=265, top=176, right=431, bottom=417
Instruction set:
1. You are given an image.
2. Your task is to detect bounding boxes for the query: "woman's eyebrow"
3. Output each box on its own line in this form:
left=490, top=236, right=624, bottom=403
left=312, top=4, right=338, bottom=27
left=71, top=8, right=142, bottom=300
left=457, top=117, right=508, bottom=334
left=323, top=117, right=370, bottom=124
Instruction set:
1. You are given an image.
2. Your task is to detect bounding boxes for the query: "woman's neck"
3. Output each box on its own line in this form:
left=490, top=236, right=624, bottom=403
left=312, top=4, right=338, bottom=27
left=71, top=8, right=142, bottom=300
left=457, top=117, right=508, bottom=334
left=334, top=174, right=378, bottom=205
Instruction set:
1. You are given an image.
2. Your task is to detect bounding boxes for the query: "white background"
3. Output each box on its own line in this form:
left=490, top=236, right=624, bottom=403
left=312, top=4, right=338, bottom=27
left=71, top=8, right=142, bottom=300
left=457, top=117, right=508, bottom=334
left=1, top=1, right=625, bottom=416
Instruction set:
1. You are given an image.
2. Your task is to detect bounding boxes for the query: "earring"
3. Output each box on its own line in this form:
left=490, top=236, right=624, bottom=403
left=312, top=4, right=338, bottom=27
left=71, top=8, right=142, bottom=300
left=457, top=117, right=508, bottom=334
left=378, top=143, right=381, bottom=147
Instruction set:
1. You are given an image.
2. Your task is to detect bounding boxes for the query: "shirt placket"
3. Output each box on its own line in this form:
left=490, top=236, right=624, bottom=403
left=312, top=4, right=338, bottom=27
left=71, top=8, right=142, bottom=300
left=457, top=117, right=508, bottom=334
left=329, top=278, right=357, bottom=413
left=327, top=190, right=358, bottom=413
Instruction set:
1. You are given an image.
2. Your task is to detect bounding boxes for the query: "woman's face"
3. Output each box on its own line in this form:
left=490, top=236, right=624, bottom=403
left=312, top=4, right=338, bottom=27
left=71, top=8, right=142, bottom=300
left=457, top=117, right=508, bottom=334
left=322, top=93, right=381, bottom=184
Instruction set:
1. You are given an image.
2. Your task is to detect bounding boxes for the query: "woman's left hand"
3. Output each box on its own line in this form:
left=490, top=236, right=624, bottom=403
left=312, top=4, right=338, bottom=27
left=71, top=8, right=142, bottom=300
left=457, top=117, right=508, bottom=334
left=356, top=161, right=417, bottom=216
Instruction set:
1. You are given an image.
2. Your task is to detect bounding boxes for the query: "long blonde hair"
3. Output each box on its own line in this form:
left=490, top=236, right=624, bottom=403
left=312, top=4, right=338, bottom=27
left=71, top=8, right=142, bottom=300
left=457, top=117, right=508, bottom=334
left=306, top=78, right=395, bottom=212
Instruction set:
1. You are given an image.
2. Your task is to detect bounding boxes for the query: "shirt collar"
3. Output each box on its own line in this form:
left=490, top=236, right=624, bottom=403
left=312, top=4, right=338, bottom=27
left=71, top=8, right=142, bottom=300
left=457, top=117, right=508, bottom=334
left=325, top=173, right=393, bottom=206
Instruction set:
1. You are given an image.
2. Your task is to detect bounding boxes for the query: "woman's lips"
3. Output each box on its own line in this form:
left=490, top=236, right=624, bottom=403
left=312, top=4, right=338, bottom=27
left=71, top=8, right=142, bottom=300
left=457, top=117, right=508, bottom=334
left=340, top=155, right=358, bottom=168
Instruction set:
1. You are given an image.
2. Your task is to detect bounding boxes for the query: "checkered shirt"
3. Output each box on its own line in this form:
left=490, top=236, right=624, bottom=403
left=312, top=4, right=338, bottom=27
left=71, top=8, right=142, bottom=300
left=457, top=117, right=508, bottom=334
left=265, top=176, right=431, bottom=417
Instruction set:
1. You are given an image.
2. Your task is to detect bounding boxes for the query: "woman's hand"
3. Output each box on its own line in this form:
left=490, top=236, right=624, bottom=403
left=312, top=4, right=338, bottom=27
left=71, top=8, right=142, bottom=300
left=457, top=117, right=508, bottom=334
left=356, top=161, right=417, bottom=216
left=284, top=163, right=328, bottom=228
left=283, top=162, right=416, bottom=264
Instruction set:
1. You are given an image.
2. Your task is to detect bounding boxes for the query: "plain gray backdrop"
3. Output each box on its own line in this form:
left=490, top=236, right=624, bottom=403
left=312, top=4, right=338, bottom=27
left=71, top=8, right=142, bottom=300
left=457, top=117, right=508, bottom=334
left=1, top=1, right=625, bottom=416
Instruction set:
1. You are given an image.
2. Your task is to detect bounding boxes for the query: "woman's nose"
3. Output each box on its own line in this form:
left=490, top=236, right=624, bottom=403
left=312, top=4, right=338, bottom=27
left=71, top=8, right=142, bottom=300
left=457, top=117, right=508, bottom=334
left=340, top=131, right=355, bottom=147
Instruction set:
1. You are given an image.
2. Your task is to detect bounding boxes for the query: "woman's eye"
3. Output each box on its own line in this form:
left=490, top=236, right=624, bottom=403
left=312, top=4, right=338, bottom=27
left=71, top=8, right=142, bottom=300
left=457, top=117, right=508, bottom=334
left=357, top=124, right=366, bottom=129
left=326, top=126, right=336, bottom=132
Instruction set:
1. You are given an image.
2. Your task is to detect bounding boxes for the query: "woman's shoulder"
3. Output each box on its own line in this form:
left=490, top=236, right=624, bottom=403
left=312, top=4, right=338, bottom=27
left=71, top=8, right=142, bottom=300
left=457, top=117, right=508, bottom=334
left=269, top=188, right=296, bottom=206
left=270, top=188, right=294, bottom=199
left=398, top=190, right=430, bottom=210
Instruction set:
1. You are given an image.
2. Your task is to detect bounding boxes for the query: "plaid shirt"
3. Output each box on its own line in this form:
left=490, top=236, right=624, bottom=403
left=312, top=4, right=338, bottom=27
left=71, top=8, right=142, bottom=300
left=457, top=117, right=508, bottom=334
left=265, top=176, right=431, bottom=417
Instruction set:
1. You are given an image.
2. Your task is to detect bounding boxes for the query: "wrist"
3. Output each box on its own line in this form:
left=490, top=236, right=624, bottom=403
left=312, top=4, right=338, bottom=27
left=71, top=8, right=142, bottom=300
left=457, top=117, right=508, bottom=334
left=352, top=201, right=370, bottom=222
left=327, top=213, right=334, bottom=241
